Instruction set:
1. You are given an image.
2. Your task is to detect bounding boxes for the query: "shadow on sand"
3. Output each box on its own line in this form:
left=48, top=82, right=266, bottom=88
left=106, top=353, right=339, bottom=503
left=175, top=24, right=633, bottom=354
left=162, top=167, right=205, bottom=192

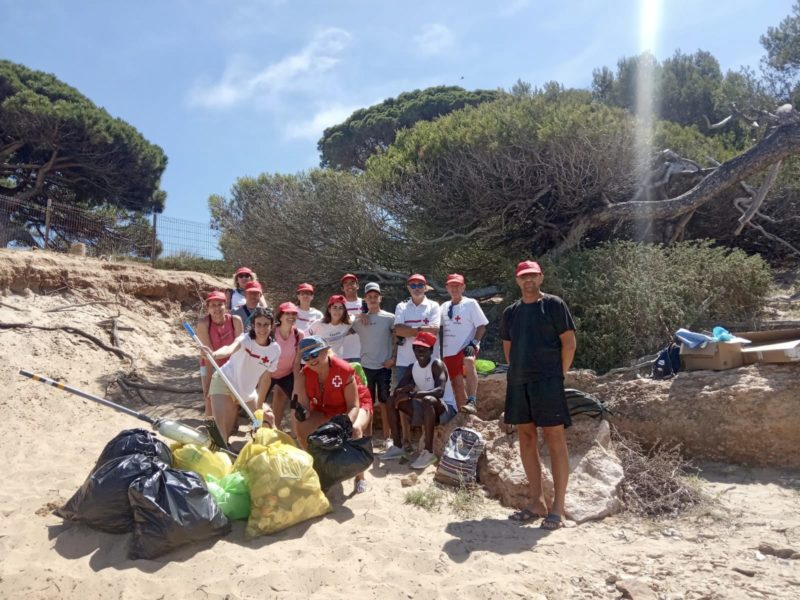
left=443, top=517, right=549, bottom=562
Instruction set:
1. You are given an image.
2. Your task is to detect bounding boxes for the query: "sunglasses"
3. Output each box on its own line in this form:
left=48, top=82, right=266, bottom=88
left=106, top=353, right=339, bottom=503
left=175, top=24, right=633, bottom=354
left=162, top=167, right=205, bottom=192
left=237, top=274, right=252, bottom=279
left=302, top=349, right=323, bottom=361
left=408, top=283, right=425, bottom=289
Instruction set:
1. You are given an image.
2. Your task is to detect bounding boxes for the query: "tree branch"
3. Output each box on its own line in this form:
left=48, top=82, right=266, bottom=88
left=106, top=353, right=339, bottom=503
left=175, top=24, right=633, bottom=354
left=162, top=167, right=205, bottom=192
left=734, top=160, right=781, bottom=235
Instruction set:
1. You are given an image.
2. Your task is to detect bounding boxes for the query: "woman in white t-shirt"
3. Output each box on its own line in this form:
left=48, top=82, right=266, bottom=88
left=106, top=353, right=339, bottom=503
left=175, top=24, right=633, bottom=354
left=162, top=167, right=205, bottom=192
left=307, top=294, right=355, bottom=358
left=205, top=307, right=281, bottom=441
left=295, top=282, right=324, bottom=332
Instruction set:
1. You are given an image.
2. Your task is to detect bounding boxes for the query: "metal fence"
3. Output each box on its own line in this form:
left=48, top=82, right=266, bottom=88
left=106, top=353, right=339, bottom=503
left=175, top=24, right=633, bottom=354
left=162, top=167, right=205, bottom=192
left=0, top=194, right=221, bottom=260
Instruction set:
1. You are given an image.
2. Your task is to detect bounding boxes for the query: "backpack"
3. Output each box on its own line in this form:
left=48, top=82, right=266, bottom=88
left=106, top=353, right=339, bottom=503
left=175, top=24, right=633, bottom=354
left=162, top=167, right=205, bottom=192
left=651, top=342, right=681, bottom=379
left=564, top=389, right=613, bottom=419
left=434, top=427, right=485, bottom=487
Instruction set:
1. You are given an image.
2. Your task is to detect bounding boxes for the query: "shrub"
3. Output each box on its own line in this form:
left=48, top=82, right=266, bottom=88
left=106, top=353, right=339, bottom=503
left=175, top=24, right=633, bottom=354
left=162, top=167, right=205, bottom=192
left=545, top=240, right=772, bottom=373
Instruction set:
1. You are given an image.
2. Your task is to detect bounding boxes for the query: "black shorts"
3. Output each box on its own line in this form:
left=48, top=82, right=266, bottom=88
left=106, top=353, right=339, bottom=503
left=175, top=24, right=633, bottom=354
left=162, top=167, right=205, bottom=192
left=268, top=373, right=294, bottom=399
left=363, top=367, right=392, bottom=404
left=504, top=376, right=571, bottom=428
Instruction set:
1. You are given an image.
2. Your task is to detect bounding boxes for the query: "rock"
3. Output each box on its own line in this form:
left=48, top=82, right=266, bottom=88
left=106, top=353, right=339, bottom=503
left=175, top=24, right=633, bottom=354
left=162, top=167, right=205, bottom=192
left=754, top=550, right=766, bottom=561
left=616, top=578, right=658, bottom=600
left=732, top=565, right=757, bottom=577
left=400, top=473, right=418, bottom=487
left=758, top=542, right=800, bottom=559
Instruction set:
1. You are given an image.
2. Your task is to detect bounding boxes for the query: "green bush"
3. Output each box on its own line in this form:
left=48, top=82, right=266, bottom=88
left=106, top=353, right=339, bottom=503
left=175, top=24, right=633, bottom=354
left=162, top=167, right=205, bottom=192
left=545, top=240, right=771, bottom=373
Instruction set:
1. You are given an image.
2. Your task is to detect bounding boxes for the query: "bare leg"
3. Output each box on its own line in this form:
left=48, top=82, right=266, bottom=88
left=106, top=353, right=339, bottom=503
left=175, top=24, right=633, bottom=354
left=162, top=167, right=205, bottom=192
left=516, top=423, right=549, bottom=516
left=210, top=394, right=239, bottom=441
left=292, top=410, right=329, bottom=451
left=464, top=356, right=479, bottom=399
left=271, top=386, right=288, bottom=430
left=421, top=396, right=446, bottom=452
left=385, top=393, right=407, bottom=447
left=400, top=411, right=412, bottom=448
left=353, top=408, right=373, bottom=485
left=542, top=425, right=569, bottom=518
left=450, top=373, right=467, bottom=410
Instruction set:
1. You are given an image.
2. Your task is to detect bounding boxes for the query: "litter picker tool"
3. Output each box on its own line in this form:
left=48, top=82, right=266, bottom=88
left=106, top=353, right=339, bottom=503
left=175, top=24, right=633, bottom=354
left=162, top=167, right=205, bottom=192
left=18, top=369, right=235, bottom=456
left=182, top=322, right=262, bottom=430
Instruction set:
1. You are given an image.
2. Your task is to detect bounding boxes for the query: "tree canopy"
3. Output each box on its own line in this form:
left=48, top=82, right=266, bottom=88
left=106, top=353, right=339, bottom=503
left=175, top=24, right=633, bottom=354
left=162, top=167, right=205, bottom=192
left=317, top=85, right=500, bottom=171
left=760, top=0, right=800, bottom=103
left=0, top=60, right=167, bottom=212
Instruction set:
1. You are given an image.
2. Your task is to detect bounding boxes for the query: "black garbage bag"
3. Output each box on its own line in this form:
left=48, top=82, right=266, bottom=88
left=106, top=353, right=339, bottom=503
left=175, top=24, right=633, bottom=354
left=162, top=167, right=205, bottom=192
left=56, top=453, right=164, bottom=533
left=306, top=415, right=374, bottom=491
left=128, top=468, right=231, bottom=559
left=93, top=428, right=172, bottom=473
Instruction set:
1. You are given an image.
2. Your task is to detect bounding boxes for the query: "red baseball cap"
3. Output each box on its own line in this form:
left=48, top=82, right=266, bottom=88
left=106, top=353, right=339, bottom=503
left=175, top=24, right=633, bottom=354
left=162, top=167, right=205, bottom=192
left=296, top=283, right=315, bottom=294
left=205, top=290, right=227, bottom=303
left=515, top=261, right=542, bottom=276
left=235, top=267, right=253, bottom=277
left=407, top=273, right=427, bottom=284
left=327, top=294, right=347, bottom=307
left=446, top=273, right=465, bottom=286
left=278, top=301, right=299, bottom=314
left=244, top=281, right=263, bottom=293
left=340, top=273, right=359, bottom=284
left=412, top=331, right=438, bottom=348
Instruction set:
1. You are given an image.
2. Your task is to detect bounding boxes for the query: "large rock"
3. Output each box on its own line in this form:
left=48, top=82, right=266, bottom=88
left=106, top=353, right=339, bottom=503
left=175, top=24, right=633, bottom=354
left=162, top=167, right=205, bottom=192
left=433, top=413, right=624, bottom=523
left=479, top=364, right=800, bottom=469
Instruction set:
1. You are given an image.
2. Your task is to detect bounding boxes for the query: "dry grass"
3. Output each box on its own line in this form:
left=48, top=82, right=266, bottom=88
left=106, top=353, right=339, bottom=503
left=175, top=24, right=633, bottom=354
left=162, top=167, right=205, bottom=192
left=404, top=486, right=444, bottom=511
left=613, top=430, right=706, bottom=517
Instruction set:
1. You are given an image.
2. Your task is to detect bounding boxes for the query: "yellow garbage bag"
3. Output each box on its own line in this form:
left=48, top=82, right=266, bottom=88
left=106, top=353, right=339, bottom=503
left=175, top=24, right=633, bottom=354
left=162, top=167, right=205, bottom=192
left=234, top=428, right=330, bottom=537
left=171, top=443, right=232, bottom=481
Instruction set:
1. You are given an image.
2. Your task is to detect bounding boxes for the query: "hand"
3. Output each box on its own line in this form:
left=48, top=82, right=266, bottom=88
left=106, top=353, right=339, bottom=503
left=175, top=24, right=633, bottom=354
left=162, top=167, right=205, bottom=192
left=260, top=408, right=275, bottom=428
left=352, top=424, right=363, bottom=439
left=463, top=345, right=476, bottom=358
left=383, top=357, right=396, bottom=369
left=357, top=313, right=369, bottom=325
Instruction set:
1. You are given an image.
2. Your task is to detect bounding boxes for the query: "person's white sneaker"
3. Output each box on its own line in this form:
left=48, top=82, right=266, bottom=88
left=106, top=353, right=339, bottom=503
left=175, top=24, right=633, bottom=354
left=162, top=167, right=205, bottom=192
left=384, top=438, right=394, bottom=450
left=381, top=445, right=407, bottom=460
left=410, top=449, right=437, bottom=470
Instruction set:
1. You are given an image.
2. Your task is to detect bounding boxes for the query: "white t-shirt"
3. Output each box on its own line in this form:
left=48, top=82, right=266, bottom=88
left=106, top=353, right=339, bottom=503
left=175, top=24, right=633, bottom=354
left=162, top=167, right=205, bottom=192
left=394, top=296, right=441, bottom=367
left=219, top=334, right=280, bottom=402
left=341, top=297, right=363, bottom=360
left=307, top=320, right=353, bottom=358
left=440, top=297, right=490, bottom=357
left=296, top=307, right=323, bottom=332
left=230, top=289, right=247, bottom=310
left=411, top=360, right=457, bottom=411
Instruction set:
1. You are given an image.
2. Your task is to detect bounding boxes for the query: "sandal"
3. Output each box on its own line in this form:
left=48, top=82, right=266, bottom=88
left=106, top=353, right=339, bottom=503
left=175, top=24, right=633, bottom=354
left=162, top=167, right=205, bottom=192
left=540, top=513, right=564, bottom=530
left=508, top=508, right=543, bottom=523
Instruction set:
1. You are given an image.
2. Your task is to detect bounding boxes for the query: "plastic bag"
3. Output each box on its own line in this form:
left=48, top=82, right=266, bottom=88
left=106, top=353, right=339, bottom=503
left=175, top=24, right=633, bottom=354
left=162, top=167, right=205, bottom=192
left=306, top=416, right=374, bottom=491
left=234, top=428, right=330, bottom=537
left=93, top=429, right=172, bottom=473
left=128, top=468, right=230, bottom=559
left=474, top=359, right=496, bottom=375
left=56, top=453, right=163, bottom=533
left=171, top=443, right=232, bottom=481
left=206, top=472, right=251, bottom=521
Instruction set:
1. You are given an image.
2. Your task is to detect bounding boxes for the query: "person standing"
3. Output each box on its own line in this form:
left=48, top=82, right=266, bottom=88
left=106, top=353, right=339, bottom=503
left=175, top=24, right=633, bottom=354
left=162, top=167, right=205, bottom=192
left=340, top=273, right=363, bottom=362
left=268, top=302, right=305, bottom=430
left=500, top=260, right=577, bottom=531
left=307, top=295, right=354, bottom=358
left=232, top=280, right=264, bottom=328
left=295, top=283, right=323, bottom=332
left=350, top=282, right=395, bottom=445
left=440, top=273, right=488, bottom=414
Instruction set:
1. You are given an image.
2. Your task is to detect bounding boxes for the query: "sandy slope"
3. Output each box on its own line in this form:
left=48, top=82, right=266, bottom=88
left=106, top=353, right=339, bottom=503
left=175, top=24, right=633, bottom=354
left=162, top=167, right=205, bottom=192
left=0, top=252, right=798, bottom=600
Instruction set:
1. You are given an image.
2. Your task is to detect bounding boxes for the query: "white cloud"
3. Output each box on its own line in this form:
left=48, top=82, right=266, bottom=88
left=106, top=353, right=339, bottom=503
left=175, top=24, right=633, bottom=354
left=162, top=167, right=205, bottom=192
left=283, top=103, right=360, bottom=141
left=413, top=23, right=455, bottom=57
left=187, top=27, right=352, bottom=110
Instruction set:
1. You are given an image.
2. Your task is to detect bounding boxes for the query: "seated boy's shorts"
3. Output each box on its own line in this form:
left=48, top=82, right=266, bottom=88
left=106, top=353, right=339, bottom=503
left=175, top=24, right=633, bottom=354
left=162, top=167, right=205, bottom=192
left=504, top=376, right=572, bottom=428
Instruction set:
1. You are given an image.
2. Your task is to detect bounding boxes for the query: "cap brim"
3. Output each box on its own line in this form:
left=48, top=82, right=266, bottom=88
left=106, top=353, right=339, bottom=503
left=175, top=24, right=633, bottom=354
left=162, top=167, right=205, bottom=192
left=516, top=268, right=541, bottom=276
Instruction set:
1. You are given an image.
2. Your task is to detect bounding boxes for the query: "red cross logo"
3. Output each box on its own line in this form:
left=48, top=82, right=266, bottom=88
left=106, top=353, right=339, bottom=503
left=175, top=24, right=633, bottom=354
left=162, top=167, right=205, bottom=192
left=332, top=375, right=343, bottom=388
left=454, top=315, right=462, bottom=323
left=260, top=356, right=270, bottom=365
left=423, top=318, right=429, bottom=324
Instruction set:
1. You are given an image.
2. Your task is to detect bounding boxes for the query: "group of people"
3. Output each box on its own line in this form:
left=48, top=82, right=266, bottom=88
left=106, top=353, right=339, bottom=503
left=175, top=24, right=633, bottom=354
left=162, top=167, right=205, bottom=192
left=194, top=261, right=577, bottom=530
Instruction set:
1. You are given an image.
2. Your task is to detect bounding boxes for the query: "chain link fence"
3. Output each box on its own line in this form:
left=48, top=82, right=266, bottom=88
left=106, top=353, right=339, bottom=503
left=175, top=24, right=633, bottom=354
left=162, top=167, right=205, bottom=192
left=0, top=194, right=222, bottom=261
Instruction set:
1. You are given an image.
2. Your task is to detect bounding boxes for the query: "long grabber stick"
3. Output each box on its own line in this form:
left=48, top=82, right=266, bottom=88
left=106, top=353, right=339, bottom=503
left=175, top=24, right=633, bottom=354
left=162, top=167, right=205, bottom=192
left=183, top=322, right=261, bottom=430
left=18, top=369, right=236, bottom=456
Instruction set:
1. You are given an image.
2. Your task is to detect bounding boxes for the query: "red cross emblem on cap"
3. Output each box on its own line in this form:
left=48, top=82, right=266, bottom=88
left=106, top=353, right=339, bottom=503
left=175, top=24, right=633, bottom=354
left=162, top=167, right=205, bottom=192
left=332, top=375, right=343, bottom=388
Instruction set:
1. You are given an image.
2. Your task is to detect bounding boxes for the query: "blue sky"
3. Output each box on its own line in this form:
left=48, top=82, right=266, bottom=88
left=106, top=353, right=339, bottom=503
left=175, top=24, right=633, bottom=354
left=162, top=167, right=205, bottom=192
left=2, top=0, right=794, bottom=223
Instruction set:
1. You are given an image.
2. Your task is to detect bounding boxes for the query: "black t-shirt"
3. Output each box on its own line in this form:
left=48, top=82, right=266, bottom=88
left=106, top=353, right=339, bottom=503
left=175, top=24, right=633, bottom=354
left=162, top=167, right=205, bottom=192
left=499, top=294, right=576, bottom=384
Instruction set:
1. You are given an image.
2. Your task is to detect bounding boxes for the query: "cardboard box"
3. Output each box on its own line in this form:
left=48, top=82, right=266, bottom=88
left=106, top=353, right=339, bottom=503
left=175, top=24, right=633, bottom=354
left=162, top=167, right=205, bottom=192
left=737, top=328, right=800, bottom=365
left=680, top=341, right=744, bottom=371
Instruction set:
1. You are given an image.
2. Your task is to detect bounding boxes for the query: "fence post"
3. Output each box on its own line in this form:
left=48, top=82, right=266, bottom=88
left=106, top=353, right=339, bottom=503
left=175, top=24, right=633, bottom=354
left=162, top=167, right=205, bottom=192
left=150, top=212, right=158, bottom=265
left=43, top=198, right=53, bottom=250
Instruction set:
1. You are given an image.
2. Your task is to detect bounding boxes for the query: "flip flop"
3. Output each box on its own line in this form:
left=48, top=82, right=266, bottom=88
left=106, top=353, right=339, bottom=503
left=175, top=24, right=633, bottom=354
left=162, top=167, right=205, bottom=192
left=508, top=508, right=543, bottom=523
left=540, top=513, right=564, bottom=530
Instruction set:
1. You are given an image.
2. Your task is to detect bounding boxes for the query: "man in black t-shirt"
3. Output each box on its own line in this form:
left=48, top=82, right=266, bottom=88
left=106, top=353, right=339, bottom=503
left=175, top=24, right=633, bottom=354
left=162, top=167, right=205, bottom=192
left=499, top=260, right=577, bottom=530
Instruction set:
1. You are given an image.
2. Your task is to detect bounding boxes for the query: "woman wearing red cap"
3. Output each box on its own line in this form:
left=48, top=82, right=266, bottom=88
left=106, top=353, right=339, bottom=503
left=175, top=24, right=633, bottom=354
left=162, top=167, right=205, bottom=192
left=196, top=291, right=244, bottom=416
left=267, top=302, right=305, bottom=429
left=227, top=267, right=255, bottom=311
left=307, top=294, right=356, bottom=359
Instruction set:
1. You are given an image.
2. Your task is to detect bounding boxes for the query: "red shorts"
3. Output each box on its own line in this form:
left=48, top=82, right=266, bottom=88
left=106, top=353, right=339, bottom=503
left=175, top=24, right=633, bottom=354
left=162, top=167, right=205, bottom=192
left=443, top=350, right=478, bottom=379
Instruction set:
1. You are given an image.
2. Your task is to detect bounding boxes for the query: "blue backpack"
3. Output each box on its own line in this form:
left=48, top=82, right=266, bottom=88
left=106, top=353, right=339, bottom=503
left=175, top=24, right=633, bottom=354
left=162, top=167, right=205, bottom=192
left=651, top=342, right=681, bottom=379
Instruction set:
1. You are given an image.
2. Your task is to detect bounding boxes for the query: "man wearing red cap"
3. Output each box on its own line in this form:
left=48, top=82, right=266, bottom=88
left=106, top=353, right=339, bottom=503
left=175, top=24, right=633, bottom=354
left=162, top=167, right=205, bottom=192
left=441, top=273, right=489, bottom=413
left=196, top=291, right=244, bottom=416
left=340, top=273, right=363, bottom=362
left=295, top=283, right=323, bottom=332
left=500, top=260, right=577, bottom=530
left=383, top=331, right=457, bottom=466
left=232, top=280, right=265, bottom=328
